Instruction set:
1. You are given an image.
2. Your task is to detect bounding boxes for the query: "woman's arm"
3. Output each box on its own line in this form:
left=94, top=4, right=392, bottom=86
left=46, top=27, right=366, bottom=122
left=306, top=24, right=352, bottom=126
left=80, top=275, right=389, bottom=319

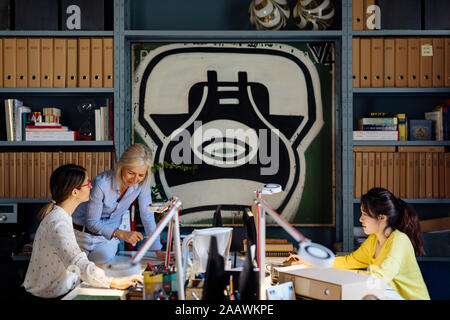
left=137, top=186, right=162, bottom=251
left=332, top=235, right=374, bottom=270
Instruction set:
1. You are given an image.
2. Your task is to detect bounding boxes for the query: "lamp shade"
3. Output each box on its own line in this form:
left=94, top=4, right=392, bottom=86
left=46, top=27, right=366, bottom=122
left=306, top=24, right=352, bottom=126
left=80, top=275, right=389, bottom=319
left=298, top=241, right=335, bottom=268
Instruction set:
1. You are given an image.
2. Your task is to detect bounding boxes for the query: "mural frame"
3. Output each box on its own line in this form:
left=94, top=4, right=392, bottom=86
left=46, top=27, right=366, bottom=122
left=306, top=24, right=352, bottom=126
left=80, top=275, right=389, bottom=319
left=130, top=41, right=339, bottom=227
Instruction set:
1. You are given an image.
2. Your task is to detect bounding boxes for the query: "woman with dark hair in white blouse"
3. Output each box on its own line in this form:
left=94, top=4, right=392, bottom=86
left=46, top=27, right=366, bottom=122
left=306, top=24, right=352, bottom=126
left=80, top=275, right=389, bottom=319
left=22, top=164, right=142, bottom=300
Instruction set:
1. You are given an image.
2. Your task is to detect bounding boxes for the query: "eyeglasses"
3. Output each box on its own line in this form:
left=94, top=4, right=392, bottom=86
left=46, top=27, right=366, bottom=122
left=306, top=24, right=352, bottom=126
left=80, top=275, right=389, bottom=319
left=77, top=180, right=92, bottom=189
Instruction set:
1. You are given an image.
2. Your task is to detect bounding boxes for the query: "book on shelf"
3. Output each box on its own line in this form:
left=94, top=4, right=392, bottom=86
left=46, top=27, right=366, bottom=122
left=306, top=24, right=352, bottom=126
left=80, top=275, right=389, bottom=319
left=359, top=117, right=398, bottom=125
left=242, top=238, right=294, bottom=257
left=353, top=131, right=398, bottom=140
left=25, top=131, right=75, bottom=141
left=408, top=119, right=432, bottom=141
left=94, top=104, right=111, bottom=141
left=430, top=102, right=449, bottom=140
left=359, top=124, right=398, bottom=131
left=395, top=114, right=407, bottom=141
left=3, top=99, right=31, bottom=142
left=25, top=127, right=69, bottom=132
left=424, top=111, right=444, bottom=141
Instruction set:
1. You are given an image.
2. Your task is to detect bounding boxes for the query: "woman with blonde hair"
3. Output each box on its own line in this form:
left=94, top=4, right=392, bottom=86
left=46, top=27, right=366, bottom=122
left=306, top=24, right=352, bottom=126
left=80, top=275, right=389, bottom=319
left=23, top=164, right=142, bottom=300
left=72, top=143, right=165, bottom=264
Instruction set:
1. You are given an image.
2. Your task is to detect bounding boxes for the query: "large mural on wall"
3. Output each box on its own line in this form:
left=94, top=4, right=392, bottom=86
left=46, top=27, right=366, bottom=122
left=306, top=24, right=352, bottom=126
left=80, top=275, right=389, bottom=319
left=132, top=43, right=334, bottom=226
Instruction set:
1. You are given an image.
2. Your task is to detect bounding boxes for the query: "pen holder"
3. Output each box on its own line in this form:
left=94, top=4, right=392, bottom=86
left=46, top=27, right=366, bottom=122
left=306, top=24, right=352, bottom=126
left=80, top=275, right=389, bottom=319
left=185, top=278, right=204, bottom=300
left=143, top=272, right=163, bottom=300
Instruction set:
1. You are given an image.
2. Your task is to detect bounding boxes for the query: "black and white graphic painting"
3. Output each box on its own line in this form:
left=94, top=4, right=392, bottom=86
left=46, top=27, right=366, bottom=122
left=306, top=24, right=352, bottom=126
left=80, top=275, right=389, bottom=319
left=132, top=43, right=333, bottom=225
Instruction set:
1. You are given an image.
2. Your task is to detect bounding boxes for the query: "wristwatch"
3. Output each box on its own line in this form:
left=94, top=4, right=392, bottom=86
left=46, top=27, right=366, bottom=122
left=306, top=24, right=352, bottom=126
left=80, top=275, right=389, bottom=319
left=112, top=229, right=119, bottom=239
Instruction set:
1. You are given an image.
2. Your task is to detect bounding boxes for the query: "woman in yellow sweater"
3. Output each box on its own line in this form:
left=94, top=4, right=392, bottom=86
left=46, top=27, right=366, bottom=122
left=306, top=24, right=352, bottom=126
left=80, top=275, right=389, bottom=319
left=333, top=187, right=430, bottom=300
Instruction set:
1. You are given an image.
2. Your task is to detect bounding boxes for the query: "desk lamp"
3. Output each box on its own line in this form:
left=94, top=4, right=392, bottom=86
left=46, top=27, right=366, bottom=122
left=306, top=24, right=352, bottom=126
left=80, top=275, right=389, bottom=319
left=103, top=197, right=185, bottom=300
left=255, top=184, right=335, bottom=300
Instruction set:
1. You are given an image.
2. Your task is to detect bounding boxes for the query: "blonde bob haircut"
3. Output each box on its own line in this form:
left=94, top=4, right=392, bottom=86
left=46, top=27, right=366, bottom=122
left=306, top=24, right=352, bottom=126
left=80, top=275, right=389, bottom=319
left=115, top=143, right=153, bottom=190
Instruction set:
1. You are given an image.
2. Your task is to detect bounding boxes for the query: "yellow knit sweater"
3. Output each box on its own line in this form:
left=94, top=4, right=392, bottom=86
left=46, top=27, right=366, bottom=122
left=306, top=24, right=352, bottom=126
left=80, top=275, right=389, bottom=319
left=332, top=230, right=430, bottom=300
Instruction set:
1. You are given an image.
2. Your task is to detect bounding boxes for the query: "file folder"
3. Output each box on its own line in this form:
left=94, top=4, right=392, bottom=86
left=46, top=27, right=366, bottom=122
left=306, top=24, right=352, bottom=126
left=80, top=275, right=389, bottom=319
left=353, top=37, right=360, bottom=88
left=103, top=37, right=114, bottom=87
left=78, top=38, right=90, bottom=87
left=53, top=38, right=67, bottom=88
left=28, top=38, right=41, bottom=87
left=352, top=0, right=364, bottom=30
left=371, top=38, right=384, bottom=87
left=3, top=38, right=16, bottom=87
left=384, top=38, right=395, bottom=87
left=67, top=38, right=77, bottom=88
left=395, top=38, right=408, bottom=87
left=16, top=38, right=28, bottom=87
left=90, top=38, right=103, bottom=88
left=432, top=38, right=444, bottom=87
left=41, top=38, right=54, bottom=87
left=419, top=38, right=433, bottom=88
left=445, top=38, right=450, bottom=87
left=353, top=152, right=362, bottom=198
left=407, top=38, right=420, bottom=88
left=419, top=153, right=426, bottom=198
left=360, top=38, right=371, bottom=88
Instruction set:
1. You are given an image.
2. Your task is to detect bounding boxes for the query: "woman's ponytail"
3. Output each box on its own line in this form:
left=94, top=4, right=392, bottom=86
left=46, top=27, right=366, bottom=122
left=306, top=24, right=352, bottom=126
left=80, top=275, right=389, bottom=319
left=396, top=199, right=425, bottom=256
left=37, top=201, right=56, bottom=221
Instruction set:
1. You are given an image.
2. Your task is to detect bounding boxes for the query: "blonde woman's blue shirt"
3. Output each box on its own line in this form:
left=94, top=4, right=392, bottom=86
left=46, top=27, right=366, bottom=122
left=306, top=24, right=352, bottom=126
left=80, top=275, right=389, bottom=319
left=72, top=170, right=162, bottom=250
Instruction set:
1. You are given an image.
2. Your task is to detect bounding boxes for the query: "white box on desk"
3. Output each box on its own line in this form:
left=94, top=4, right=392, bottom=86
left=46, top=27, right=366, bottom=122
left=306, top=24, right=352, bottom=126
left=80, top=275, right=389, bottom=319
left=278, top=267, right=385, bottom=300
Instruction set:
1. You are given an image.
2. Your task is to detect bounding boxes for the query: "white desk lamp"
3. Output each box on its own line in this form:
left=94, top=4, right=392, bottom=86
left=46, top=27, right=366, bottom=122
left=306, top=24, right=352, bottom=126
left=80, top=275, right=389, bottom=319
left=103, top=197, right=185, bottom=300
left=255, top=184, right=335, bottom=300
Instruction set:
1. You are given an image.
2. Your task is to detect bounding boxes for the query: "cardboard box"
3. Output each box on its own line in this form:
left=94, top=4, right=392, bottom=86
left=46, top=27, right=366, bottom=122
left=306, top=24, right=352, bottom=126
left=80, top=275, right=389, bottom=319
left=424, top=0, right=450, bottom=30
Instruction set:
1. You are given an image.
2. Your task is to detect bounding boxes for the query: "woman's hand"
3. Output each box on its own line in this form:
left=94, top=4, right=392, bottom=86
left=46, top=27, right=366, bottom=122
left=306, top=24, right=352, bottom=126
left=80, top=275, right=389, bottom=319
left=110, top=274, right=144, bottom=290
left=115, top=229, right=144, bottom=244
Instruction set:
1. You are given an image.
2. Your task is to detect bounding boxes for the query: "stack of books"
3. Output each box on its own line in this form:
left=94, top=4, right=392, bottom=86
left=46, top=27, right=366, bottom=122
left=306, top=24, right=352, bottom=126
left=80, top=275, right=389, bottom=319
left=4, top=99, right=76, bottom=141
left=242, top=238, right=294, bottom=257
left=353, top=114, right=401, bottom=140
left=25, top=107, right=75, bottom=141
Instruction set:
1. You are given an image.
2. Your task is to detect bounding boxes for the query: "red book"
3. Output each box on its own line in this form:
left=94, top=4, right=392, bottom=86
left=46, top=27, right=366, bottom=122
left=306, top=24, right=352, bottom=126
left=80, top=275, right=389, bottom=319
left=26, top=125, right=62, bottom=129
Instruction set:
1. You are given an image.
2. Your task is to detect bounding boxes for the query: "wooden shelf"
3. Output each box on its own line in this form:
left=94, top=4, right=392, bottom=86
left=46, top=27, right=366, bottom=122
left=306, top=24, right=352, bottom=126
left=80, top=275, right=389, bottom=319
left=353, top=88, right=450, bottom=94
left=352, top=30, right=450, bottom=36
left=0, top=31, right=114, bottom=37
left=352, top=141, right=450, bottom=146
left=0, top=88, right=114, bottom=94
left=353, top=198, right=450, bottom=204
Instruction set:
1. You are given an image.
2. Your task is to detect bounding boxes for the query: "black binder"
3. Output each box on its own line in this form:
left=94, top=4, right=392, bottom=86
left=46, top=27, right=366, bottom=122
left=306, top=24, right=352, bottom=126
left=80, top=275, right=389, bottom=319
left=376, top=0, right=421, bottom=30
left=13, top=0, right=58, bottom=30
left=424, top=0, right=450, bottom=30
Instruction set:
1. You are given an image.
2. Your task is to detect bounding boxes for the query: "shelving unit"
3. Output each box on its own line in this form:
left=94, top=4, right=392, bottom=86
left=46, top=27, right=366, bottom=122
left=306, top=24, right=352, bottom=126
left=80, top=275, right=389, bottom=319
left=0, top=2, right=118, bottom=205
left=342, top=0, right=450, bottom=264
left=0, top=0, right=448, bottom=263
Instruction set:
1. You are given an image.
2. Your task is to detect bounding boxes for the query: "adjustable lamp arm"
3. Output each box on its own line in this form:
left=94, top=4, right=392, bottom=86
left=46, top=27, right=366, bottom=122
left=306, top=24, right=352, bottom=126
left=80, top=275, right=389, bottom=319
left=104, top=197, right=185, bottom=300
left=255, top=193, right=335, bottom=300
